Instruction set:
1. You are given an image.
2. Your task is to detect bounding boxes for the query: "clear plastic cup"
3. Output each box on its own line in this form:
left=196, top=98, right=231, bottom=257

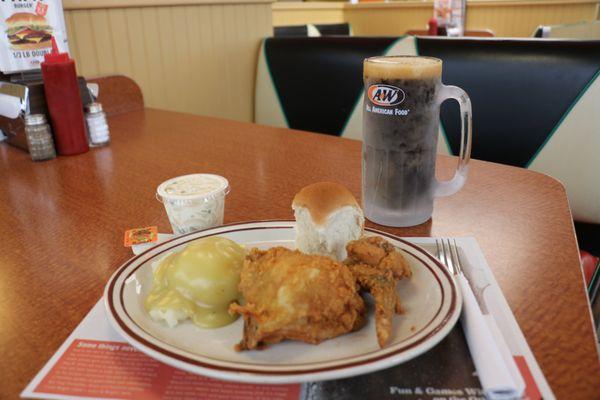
left=156, top=174, right=229, bottom=235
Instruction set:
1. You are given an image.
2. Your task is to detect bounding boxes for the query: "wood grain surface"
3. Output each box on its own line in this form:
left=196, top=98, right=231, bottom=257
left=0, top=108, right=598, bottom=399
left=87, top=75, right=145, bottom=117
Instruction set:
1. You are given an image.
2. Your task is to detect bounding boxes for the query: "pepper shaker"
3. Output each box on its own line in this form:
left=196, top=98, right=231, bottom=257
left=85, top=102, right=110, bottom=147
left=24, top=114, right=56, bottom=162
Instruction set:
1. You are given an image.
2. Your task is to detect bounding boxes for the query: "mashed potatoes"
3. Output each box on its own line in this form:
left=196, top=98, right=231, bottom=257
left=144, top=236, right=245, bottom=328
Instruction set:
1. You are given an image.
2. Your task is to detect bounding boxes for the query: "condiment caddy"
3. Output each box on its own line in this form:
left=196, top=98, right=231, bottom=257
left=0, top=42, right=111, bottom=160
left=0, top=73, right=92, bottom=154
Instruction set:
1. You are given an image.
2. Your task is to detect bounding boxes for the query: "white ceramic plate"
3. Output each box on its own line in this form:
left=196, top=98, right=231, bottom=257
left=105, top=221, right=461, bottom=384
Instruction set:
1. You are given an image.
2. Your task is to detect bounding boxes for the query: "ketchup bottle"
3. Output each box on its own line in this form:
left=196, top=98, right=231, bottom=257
left=428, top=18, right=438, bottom=36
left=41, top=39, right=89, bottom=156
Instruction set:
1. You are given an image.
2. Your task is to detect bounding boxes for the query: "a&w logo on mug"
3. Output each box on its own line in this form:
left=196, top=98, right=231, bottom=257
left=368, top=84, right=405, bottom=107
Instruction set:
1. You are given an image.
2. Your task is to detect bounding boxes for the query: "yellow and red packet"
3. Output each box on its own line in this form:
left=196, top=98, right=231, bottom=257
left=124, top=226, right=158, bottom=247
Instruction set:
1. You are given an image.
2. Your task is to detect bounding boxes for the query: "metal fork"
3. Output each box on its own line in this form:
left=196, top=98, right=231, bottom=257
left=435, top=238, right=521, bottom=400
left=436, top=238, right=462, bottom=276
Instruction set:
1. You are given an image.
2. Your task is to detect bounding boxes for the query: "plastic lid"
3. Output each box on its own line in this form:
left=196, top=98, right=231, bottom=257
left=25, top=114, right=47, bottom=125
left=43, top=37, right=70, bottom=64
left=157, top=174, right=229, bottom=201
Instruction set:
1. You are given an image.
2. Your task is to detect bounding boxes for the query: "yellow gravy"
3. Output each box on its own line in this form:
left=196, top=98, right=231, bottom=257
left=144, top=236, right=245, bottom=328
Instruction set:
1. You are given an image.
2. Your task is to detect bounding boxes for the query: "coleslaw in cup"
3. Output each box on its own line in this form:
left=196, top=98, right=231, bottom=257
left=157, top=174, right=229, bottom=235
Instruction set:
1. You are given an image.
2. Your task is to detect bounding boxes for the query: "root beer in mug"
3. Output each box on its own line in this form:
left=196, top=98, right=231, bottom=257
left=362, top=56, right=472, bottom=227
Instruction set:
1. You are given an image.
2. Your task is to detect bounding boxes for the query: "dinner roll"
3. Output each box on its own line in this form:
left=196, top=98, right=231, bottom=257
left=293, top=182, right=364, bottom=261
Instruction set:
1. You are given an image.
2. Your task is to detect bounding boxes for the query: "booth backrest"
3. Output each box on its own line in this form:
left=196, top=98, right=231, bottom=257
left=405, top=29, right=495, bottom=37
left=87, top=75, right=144, bottom=117
left=534, top=20, right=600, bottom=39
left=255, top=36, right=600, bottom=223
left=274, top=23, right=352, bottom=37
left=314, top=23, right=352, bottom=36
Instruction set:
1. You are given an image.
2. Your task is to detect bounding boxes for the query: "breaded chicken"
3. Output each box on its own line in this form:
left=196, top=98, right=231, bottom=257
left=347, top=264, right=398, bottom=346
left=229, top=247, right=366, bottom=351
left=346, top=236, right=412, bottom=280
left=345, top=236, right=411, bottom=347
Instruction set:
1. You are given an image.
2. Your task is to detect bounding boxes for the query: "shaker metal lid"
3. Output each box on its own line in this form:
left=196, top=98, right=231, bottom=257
left=86, top=102, right=103, bottom=113
left=24, top=114, right=47, bottom=125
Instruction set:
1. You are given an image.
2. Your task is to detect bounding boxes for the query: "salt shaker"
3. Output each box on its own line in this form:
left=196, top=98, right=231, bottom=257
left=85, top=102, right=110, bottom=147
left=24, top=114, right=56, bottom=162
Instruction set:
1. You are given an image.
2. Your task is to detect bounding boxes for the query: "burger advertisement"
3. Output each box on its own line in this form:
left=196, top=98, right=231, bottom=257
left=0, top=1, right=68, bottom=73
left=5, top=12, right=53, bottom=51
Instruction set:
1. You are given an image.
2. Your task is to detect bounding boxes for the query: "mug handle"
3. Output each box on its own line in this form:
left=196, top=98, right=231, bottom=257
left=434, top=85, right=472, bottom=197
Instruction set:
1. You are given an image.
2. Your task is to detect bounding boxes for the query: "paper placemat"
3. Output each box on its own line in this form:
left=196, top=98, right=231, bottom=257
left=22, top=237, right=554, bottom=400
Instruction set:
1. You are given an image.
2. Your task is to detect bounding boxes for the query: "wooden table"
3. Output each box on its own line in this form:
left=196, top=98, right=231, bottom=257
left=1, top=109, right=598, bottom=399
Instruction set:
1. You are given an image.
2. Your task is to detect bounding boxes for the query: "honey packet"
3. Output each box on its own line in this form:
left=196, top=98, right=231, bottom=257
left=124, top=227, right=159, bottom=247
left=0, top=0, right=69, bottom=73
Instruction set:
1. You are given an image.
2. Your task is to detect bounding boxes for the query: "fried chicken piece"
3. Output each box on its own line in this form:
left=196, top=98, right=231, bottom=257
left=229, top=247, right=366, bottom=351
left=346, top=236, right=412, bottom=280
left=344, top=236, right=412, bottom=347
left=347, top=264, right=397, bottom=346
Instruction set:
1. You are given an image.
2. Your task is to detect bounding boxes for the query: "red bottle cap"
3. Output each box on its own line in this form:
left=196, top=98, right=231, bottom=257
left=43, top=37, right=70, bottom=63
left=428, top=18, right=438, bottom=36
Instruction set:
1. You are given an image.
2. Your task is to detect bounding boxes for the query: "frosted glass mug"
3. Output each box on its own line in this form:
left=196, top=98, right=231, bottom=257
left=362, top=56, right=472, bottom=227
